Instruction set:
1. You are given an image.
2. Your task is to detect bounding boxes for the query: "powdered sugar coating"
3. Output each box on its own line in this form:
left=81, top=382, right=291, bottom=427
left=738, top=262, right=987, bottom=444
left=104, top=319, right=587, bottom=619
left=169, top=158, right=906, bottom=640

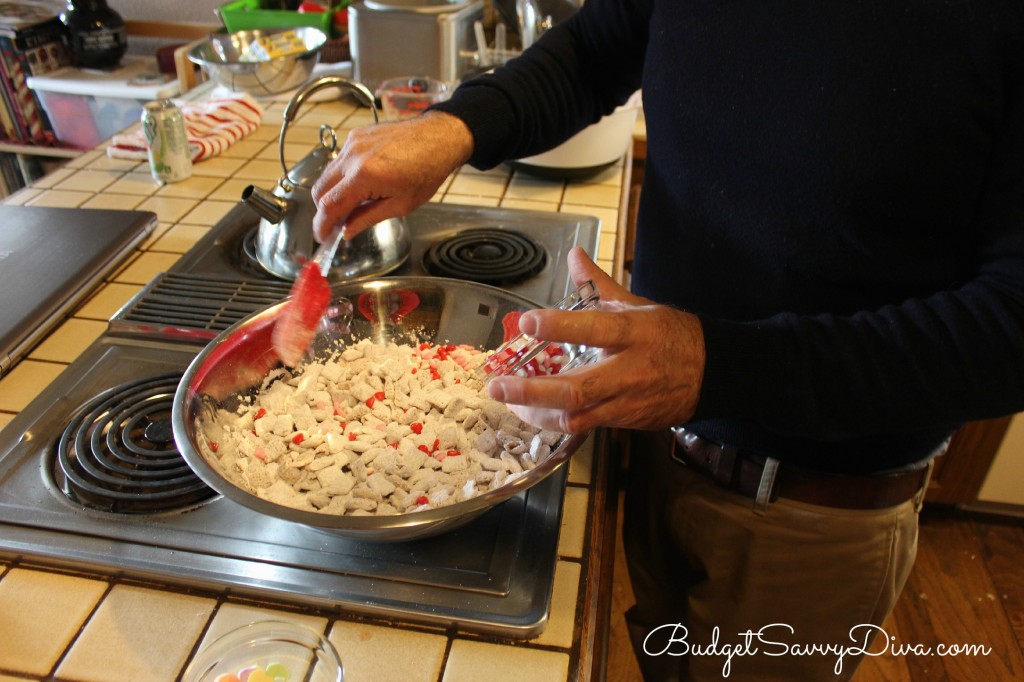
left=196, top=338, right=562, bottom=516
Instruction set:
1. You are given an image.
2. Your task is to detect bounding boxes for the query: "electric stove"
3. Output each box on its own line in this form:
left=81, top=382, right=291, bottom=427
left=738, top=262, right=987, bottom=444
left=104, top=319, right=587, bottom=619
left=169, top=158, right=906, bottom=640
left=0, top=201, right=600, bottom=638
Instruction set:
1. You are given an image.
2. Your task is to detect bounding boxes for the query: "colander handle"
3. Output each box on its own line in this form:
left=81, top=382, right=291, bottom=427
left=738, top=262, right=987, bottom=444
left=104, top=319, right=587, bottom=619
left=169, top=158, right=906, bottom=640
left=277, top=76, right=380, bottom=182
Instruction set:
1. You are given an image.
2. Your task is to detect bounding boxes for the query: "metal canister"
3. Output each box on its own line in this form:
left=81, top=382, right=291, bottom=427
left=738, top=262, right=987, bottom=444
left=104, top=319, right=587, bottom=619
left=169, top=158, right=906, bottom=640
left=141, top=99, right=192, bottom=184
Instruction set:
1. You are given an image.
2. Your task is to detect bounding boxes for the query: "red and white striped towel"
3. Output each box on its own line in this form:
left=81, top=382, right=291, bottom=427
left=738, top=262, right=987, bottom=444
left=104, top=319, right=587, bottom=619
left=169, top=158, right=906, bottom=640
left=107, top=94, right=264, bottom=162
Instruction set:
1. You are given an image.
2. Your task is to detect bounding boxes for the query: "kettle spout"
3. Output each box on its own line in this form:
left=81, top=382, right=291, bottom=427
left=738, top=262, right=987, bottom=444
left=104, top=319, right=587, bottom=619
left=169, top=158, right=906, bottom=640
left=242, top=184, right=290, bottom=224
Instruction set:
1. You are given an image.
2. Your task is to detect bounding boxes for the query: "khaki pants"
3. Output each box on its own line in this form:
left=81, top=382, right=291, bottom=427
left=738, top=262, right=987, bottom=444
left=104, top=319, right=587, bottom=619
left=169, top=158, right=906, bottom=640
left=624, top=430, right=925, bottom=681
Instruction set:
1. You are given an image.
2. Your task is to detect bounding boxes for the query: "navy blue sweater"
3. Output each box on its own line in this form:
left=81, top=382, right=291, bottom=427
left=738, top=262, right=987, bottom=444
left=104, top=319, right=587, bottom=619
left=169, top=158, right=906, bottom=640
left=433, top=0, right=1024, bottom=473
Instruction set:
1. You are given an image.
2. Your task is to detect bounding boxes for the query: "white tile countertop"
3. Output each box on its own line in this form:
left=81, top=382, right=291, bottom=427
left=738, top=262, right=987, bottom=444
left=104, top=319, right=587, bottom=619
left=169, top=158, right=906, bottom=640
left=0, top=92, right=632, bottom=681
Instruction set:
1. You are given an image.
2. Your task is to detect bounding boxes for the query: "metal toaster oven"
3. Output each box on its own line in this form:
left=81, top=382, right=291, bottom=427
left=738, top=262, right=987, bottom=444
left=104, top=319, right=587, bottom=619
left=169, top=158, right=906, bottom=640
left=348, top=0, right=484, bottom=91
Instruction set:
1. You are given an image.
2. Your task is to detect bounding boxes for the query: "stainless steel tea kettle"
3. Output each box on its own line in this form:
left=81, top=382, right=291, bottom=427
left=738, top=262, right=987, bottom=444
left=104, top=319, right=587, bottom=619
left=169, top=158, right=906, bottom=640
left=242, top=75, right=410, bottom=281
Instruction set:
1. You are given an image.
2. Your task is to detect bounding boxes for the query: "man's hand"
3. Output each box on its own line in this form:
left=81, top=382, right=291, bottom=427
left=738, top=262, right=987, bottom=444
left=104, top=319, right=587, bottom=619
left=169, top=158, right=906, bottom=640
left=311, top=111, right=474, bottom=242
left=487, top=248, right=706, bottom=433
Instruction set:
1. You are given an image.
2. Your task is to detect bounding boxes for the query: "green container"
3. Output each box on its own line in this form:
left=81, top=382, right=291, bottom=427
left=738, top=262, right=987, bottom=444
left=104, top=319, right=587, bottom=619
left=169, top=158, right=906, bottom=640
left=219, top=0, right=340, bottom=36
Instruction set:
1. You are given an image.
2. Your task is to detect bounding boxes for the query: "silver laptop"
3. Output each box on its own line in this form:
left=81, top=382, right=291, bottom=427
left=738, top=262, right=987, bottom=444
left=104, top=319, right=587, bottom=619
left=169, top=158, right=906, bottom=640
left=0, top=206, right=157, bottom=377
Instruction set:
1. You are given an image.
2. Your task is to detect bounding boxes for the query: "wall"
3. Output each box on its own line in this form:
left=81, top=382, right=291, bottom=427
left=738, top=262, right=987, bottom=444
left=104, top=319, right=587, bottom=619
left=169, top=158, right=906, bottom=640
left=977, top=413, right=1024, bottom=506
left=115, top=0, right=219, bottom=26
left=111, top=0, right=225, bottom=60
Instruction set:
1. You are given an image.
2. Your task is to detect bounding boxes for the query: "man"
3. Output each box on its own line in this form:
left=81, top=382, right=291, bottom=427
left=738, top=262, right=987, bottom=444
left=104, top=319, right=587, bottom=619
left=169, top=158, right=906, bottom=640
left=312, top=1, right=1024, bottom=679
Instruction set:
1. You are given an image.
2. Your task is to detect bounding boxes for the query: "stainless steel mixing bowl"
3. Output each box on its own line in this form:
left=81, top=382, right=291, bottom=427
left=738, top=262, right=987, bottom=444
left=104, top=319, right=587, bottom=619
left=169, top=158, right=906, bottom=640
left=188, top=27, right=328, bottom=96
left=171, top=277, right=591, bottom=541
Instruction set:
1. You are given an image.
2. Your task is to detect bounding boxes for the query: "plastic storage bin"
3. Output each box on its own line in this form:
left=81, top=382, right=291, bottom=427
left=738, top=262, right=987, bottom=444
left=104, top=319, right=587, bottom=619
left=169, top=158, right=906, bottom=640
left=26, top=56, right=181, bottom=150
left=219, top=0, right=339, bottom=35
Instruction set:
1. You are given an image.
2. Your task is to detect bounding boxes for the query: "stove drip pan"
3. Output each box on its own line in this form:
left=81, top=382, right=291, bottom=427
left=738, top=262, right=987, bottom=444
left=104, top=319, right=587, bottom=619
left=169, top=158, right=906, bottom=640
left=423, top=229, right=547, bottom=285
left=53, top=372, right=217, bottom=514
left=240, top=227, right=285, bottom=281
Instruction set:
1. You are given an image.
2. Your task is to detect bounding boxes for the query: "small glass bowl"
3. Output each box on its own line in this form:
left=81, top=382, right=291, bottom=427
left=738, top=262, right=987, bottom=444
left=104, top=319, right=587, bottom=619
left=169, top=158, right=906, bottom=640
left=375, top=76, right=454, bottom=121
left=183, top=620, right=343, bottom=682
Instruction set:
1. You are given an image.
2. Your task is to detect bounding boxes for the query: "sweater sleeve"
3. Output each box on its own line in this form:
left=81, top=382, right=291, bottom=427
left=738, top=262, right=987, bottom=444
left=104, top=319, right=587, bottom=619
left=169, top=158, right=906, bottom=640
left=429, top=0, right=649, bottom=169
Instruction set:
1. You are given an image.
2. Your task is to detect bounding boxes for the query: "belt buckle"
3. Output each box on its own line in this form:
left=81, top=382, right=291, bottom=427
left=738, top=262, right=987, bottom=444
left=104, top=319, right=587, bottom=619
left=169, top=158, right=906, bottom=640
left=669, top=426, right=709, bottom=469
left=669, top=426, right=688, bottom=466
left=670, top=427, right=778, bottom=504
left=670, top=427, right=735, bottom=486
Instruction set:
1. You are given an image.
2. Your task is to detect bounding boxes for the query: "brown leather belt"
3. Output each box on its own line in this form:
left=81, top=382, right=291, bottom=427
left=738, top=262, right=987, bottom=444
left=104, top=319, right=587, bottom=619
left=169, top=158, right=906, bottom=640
left=669, top=427, right=931, bottom=510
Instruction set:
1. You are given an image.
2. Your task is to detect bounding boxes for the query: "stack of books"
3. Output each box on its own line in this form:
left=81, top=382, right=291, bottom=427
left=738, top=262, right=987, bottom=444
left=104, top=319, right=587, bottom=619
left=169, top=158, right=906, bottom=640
left=0, top=0, right=73, bottom=147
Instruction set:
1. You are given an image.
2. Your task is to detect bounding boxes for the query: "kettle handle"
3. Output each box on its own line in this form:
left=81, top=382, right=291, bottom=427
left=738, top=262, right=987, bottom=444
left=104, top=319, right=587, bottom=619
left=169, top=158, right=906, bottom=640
left=277, top=76, right=380, bottom=183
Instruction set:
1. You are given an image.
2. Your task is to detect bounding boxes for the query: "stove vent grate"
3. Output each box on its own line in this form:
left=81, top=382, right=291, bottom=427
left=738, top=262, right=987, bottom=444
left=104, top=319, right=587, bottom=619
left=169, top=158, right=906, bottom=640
left=109, top=273, right=293, bottom=342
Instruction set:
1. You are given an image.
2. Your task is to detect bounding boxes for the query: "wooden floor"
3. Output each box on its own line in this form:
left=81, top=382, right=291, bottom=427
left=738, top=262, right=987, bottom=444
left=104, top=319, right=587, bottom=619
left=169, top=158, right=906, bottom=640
left=605, top=495, right=1024, bottom=681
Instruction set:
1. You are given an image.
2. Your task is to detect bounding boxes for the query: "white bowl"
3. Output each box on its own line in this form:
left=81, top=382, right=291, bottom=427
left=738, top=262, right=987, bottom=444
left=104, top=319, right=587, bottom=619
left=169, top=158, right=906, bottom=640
left=511, top=90, right=642, bottom=180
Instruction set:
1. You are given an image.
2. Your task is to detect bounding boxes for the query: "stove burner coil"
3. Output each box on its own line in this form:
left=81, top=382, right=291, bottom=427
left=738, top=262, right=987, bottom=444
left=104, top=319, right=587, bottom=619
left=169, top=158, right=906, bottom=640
left=423, top=229, right=547, bottom=286
left=53, top=372, right=216, bottom=514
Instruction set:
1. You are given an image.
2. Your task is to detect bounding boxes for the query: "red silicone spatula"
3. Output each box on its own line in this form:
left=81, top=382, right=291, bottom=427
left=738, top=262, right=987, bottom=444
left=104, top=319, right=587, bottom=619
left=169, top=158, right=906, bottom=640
left=191, top=231, right=341, bottom=400
left=271, top=228, right=343, bottom=366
